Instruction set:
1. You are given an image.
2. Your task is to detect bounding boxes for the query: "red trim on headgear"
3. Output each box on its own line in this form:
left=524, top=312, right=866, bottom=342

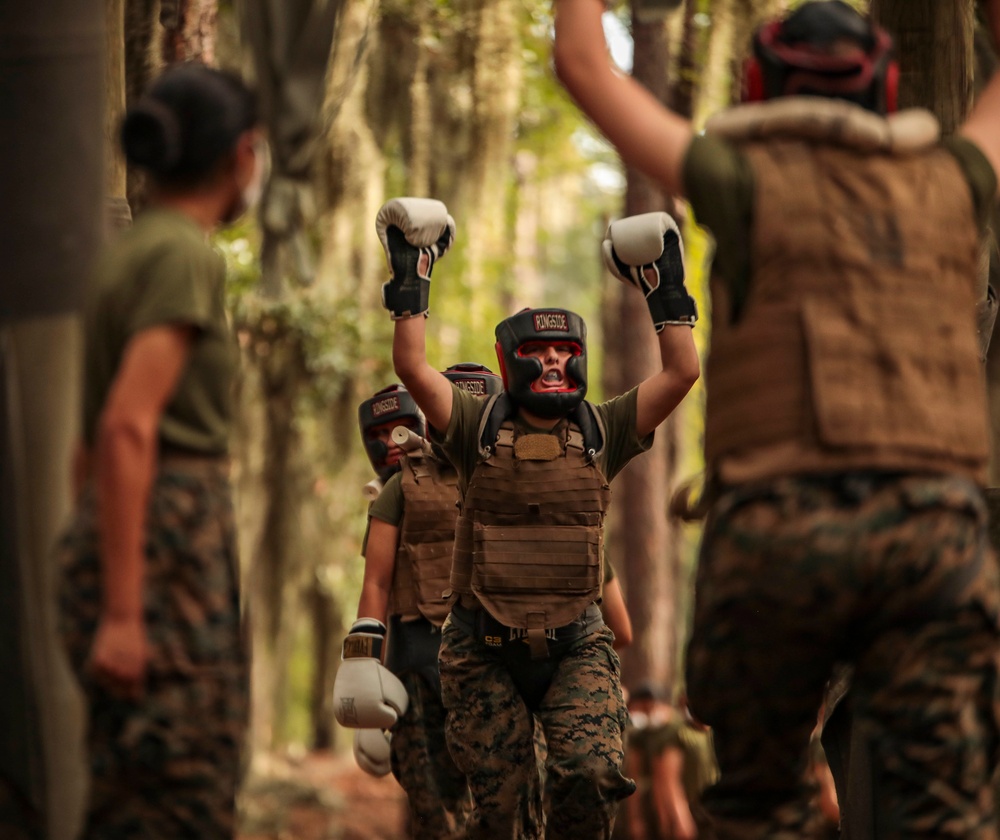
left=747, top=16, right=897, bottom=112
left=742, top=56, right=765, bottom=103
left=494, top=340, right=510, bottom=390
left=884, top=59, right=899, bottom=113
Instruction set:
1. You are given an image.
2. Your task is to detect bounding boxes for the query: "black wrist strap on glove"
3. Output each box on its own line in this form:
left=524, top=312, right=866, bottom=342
left=607, top=229, right=697, bottom=332
left=381, top=226, right=433, bottom=319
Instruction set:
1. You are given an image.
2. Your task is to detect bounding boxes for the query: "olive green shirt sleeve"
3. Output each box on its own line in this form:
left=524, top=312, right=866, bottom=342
left=127, top=239, right=223, bottom=336
left=429, top=383, right=488, bottom=495
left=362, top=471, right=404, bottom=555
left=682, top=133, right=755, bottom=317
left=368, top=471, right=405, bottom=527
left=594, top=386, right=654, bottom=482
left=942, top=135, right=998, bottom=230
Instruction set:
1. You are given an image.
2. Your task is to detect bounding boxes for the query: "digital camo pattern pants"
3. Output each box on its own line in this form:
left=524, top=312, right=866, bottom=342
left=439, top=619, right=633, bottom=840
left=57, top=459, right=248, bottom=840
left=391, top=669, right=472, bottom=840
left=686, top=472, right=1000, bottom=840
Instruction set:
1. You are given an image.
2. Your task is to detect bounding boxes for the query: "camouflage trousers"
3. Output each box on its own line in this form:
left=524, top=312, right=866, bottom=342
left=439, top=617, right=634, bottom=840
left=57, top=458, right=248, bottom=839
left=686, top=472, right=1000, bottom=840
left=391, top=669, right=472, bottom=839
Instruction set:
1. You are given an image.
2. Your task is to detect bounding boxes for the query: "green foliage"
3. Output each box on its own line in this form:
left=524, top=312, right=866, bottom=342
left=218, top=227, right=361, bottom=411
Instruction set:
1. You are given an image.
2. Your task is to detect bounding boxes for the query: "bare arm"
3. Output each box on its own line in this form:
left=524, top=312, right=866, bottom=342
left=601, top=576, right=634, bottom=649
left=961, top=0, right=1000, bottom=189
left=93, top=325, right=194, bottom=695
left=653, top=747, right=698, bottom=840
left=634, top=325, right=700, bottom=439
left=356, top=518, right=400, bottom=624
left=623, top=748, right=650, bottom=840
left=553, top=0, right=696, bottom=197
left=392, top=316, right=453, bottom=431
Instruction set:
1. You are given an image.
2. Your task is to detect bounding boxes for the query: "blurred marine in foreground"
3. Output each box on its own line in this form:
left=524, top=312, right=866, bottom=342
left=555, top=0, right=1000, bottom=836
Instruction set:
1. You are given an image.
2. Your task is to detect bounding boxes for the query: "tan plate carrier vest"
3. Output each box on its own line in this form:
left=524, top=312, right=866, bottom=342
left=704, top=106, right=988, bottom=485
left=451, top=418, right=611, bottom=635
left=389, top=452, right=460, bottom=627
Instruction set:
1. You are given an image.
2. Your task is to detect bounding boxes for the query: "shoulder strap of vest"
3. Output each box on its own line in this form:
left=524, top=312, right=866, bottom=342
left=403, top=448, right=456, bottom=480
left=477, top=393, right=605, bottom=460
left=569, top=401, right=605, bottom=462
left=477, top=392, right=516, bottom=456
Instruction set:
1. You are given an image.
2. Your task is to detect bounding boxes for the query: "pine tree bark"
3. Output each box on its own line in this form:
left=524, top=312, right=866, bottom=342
left=870, top=0, right=975, bottom=135
left=161, top=0, right=218, bottom=65
left=611, top=5, right=678, bottom=696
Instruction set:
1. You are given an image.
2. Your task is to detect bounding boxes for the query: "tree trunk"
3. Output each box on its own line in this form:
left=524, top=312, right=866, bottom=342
left=670, top=0, right=698, bottom=119
left=611, top=5, right=678, bottom=697
left=461, top=0, right=522, bottom=339
left=697, top=0, right=737, bottom=123
left=124, top=0, right=159, bottom=214
left=160, top=0, right=218, bottom=65
left=107, top=0, right=133, bottom=231
left=0, top=0, right=103, bottom=835
left=870, top=0, right=975, bottom=135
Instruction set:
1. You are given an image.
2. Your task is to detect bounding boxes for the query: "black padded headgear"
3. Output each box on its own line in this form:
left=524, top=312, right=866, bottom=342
left=494, top=308, right=587, bottom=419
left=748, top=1, right=896, bottom=114
left=358, top=384, right=425, bottom=481
left=443, top=363, right=503, bottom=399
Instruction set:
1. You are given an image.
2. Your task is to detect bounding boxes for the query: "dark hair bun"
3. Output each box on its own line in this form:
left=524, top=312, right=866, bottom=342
left=119, top=63, right=258, bottom=186
left=120, top=99, right=181, bottom=171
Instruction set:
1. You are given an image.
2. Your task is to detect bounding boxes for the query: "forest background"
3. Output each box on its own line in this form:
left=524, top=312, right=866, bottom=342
left=98, top=0, right=1000, bottom=805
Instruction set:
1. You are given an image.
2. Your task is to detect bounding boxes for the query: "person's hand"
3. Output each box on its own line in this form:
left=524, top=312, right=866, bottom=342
left=333, top=618, right=409, bottom=729
left=603, top=211, right=697, bottom=331
left=89, top=614, right=151, bottom=700
left=375, top=197, right=455, bottom=320
left=670, top=805, right=698, bottom=840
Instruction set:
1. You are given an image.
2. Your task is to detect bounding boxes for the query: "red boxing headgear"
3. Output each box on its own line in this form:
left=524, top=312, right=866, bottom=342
left=742, top=1, right=897, bottom=114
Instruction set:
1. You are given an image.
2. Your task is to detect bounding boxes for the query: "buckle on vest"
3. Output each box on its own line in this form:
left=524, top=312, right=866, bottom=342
left=526, top=611, right=549, bottom=660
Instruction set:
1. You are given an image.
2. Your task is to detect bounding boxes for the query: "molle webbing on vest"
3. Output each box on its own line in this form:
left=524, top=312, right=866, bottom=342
left=452, top=418, right=611, bottom=630
left=705, top=139, right=988, bottom=482
left=389, top=453, right=460, bottom=626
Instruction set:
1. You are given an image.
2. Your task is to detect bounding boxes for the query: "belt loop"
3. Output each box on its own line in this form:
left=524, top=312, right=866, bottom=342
left=526, top=611, right=549, bottom=660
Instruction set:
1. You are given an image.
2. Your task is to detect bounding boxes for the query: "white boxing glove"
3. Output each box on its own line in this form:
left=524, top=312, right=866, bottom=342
left=375, top=197, right=456, bottom=320
left=333, top=618, right=409, bottom=729
left=602, top=211, right=697, bottom=331
left=354, top=729, right=392, bottom=777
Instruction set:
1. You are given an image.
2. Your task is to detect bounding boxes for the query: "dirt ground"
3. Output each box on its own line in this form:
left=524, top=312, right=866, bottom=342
left=238, top=750, right=408, bottom=840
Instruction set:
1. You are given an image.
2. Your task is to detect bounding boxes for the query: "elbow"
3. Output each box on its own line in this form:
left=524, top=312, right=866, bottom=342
left=615, top=625, right=634, bottom=649
left=552, top=42, right=592, bottom=98
left=97, top=410, right=156, bottom=456
left=675, top=347, right=700, bottom=393
left=681, top=358, right=701, bottom=392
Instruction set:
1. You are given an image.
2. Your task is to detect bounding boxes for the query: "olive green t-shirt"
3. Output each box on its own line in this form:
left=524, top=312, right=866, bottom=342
left=682, top=132, right=998, bottom=318
left=431, top=383, right=652, bottom=498
left=369, top=470, right=405, bottom=527
left=83, top=207, right=236, bottom=454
